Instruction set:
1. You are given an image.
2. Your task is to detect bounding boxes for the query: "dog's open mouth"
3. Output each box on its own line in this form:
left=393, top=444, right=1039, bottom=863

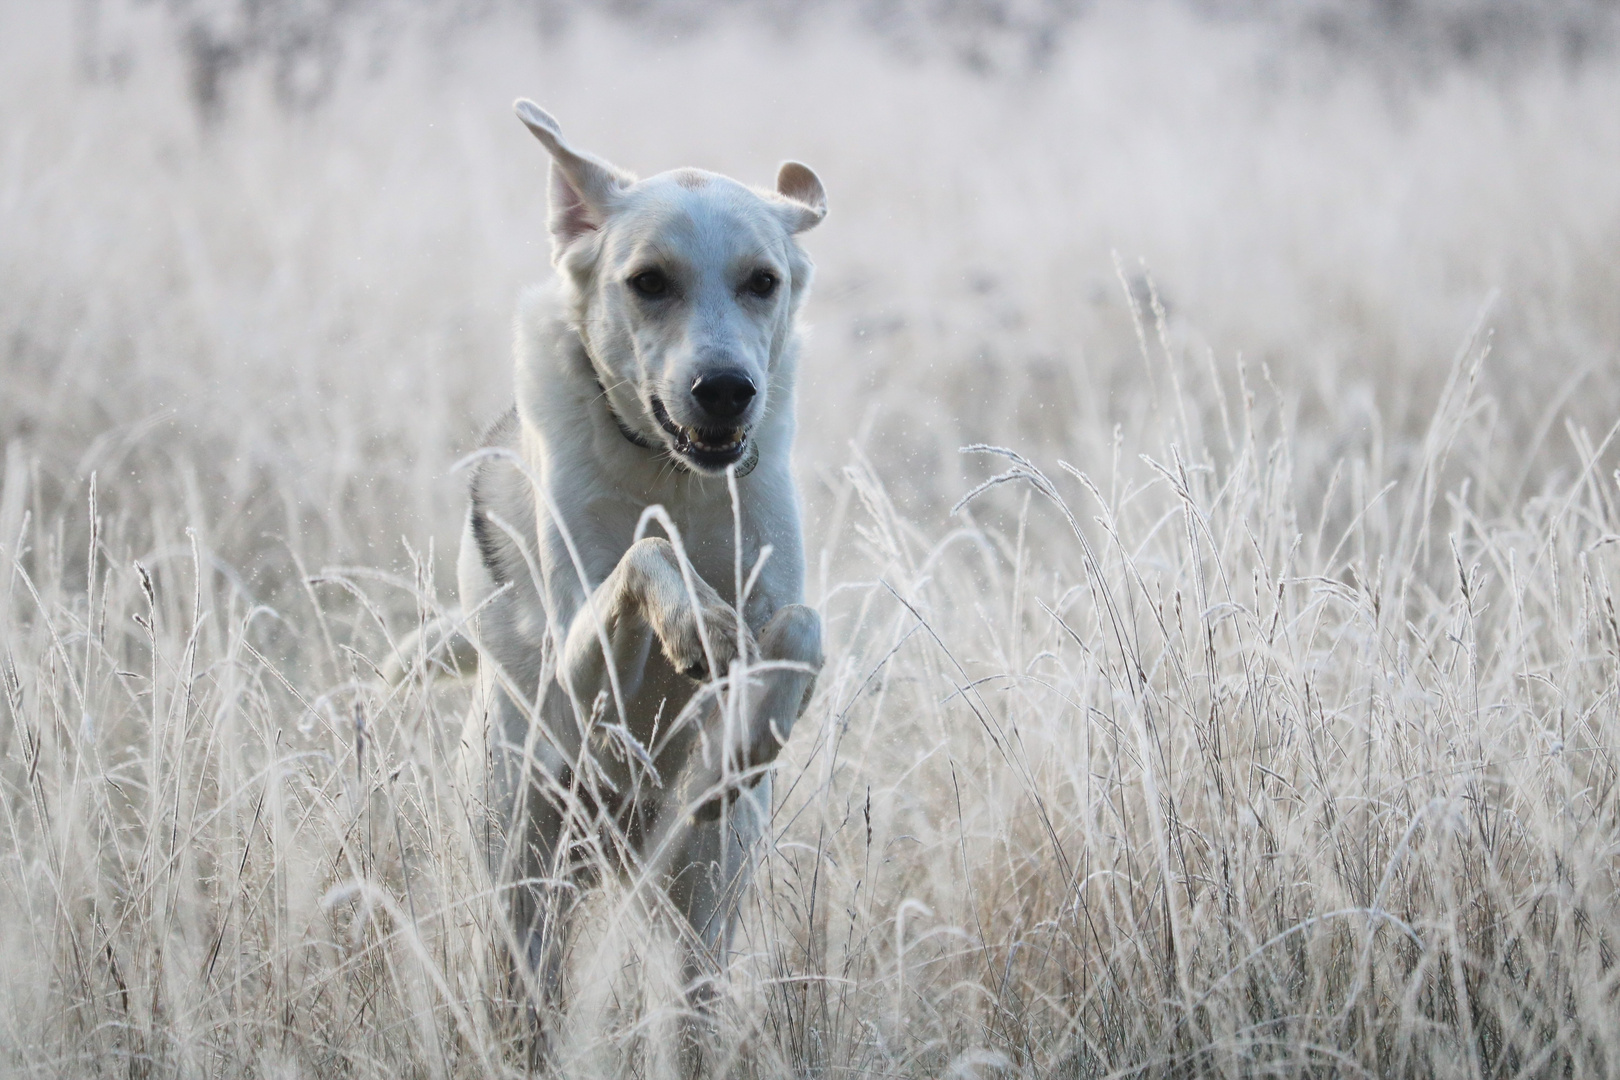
left=650, top=397, right=749, bottom=471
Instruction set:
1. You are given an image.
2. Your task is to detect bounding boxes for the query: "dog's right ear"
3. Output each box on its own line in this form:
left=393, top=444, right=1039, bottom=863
left=514, top=100, right=632, bottom=254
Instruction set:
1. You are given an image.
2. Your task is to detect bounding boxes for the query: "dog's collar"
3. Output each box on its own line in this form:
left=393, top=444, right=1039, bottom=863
left=594, top=376, right=759, bottom=479
left=598, top=381, right=657, bottom=451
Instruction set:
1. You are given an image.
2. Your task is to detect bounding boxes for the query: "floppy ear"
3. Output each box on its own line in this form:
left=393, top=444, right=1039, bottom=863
left=514, top=99, right=633, bottom=252
left=774, top=161, right=827, bottom=233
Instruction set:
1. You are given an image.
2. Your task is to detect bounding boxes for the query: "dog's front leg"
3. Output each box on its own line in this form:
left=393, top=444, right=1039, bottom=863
left=556, top=535, right=748, bottom=718
left=738, top=603, right=822, bottom=768
left=659, top=604, right=821, bottom=1064
left=670, top=603, right=822, bottom=823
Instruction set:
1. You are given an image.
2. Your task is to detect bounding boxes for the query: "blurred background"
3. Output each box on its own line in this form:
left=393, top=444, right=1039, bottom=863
left=4, top=0, right=1617, bottom=598
left=5, top=5, right=1620, bottom=1073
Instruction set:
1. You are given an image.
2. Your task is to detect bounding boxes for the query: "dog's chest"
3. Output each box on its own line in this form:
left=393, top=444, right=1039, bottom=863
left=578, top=482, right=779, bottom=616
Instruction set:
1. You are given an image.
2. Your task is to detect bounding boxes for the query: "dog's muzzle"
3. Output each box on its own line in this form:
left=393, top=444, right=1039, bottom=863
left=651, top=396, right=752, bottom=472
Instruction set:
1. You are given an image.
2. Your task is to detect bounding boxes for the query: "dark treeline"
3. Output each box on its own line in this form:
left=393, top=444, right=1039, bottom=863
left=77, top=0, right=1620, bottom=123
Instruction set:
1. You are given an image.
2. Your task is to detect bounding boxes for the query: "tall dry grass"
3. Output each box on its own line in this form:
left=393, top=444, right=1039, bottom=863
left=3, top=1, right=1619, bottom=1076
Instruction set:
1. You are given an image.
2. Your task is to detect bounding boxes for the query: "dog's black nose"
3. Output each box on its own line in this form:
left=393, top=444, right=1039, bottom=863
left=690, top=371, right=756, bottom=420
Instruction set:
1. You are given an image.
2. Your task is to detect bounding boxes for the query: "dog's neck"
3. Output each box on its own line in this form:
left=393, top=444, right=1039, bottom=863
left=592, top=373, right=656, bottom=452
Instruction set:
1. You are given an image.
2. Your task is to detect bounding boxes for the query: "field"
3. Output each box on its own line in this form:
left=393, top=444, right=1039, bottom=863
left=3, top=1, right=1620, bottom=1076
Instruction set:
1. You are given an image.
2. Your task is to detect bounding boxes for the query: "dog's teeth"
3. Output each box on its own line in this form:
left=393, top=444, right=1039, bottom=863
left=688, top=430, right=744, bottom=451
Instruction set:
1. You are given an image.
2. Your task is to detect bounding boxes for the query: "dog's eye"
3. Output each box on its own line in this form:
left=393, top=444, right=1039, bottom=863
left=745, top=269, right=778, bottom=299
left=629, top=270, right=670, bottom=299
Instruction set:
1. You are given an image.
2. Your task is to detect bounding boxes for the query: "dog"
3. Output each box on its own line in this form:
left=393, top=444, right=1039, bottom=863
left=436, top=100, right=826, bottom=1034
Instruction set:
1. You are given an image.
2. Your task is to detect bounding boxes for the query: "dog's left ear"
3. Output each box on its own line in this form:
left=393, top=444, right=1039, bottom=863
left=514, top=99, right=633, bottom=255
left=774, top=161, right=827, bottom=234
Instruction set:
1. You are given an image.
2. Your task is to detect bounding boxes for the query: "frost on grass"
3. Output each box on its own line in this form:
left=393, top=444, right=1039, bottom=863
left=2, top=3, right=1619, bottom=1078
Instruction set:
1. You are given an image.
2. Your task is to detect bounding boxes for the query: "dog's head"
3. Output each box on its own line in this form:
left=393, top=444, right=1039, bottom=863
left=515, top=100, right=826, bottom=475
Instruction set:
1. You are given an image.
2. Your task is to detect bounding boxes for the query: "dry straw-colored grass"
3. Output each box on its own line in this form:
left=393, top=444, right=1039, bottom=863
left=3, top=2, right=1619, bottom=1076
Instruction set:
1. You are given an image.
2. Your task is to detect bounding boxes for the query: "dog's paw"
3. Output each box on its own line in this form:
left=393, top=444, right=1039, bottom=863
left=623, top=537, right=748, bottom=681
left=661, top=599, right=744, bottom=682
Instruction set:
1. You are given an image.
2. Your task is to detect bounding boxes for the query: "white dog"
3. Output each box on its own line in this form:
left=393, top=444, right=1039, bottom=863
left=441, top=100, right=826, bottom=1029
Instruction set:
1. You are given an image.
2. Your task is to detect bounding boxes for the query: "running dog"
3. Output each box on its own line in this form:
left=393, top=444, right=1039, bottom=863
left=446, top=101, right=826, bottom=1026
